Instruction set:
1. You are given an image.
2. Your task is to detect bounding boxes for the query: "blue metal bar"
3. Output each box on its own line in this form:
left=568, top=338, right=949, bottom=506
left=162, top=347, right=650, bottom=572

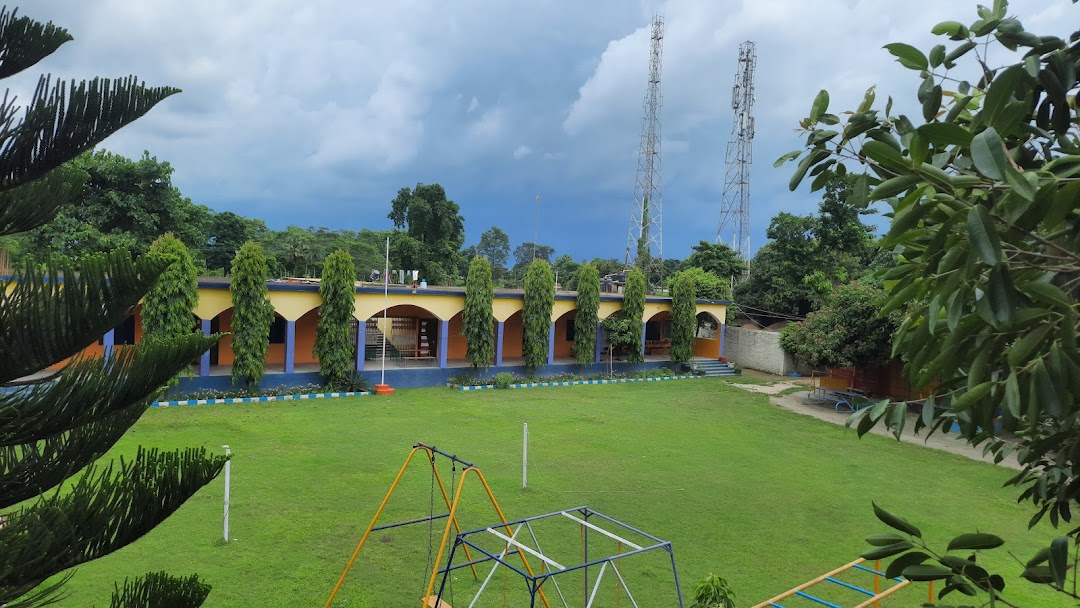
left=533, top=541, right=673, bottom=580
left=437, top=549, right=522, bottom=574
left=371, top=512, right=448, bottom=532
left=582, top=508, right=668, bottom=544
left=852, top=563, right=904, bottom=582
left=412, top=443, right=476, bottom=469
left=459, top=537, right=532, bottom=581
left=669, top=544, right=685, bottom=608
left=794, top=590, right=842, bottom=608
left=457, top=506, right=590, bottom=536
left=769, top=604, right=785, bottom=608
left=825, top=576, right=874, bottom=596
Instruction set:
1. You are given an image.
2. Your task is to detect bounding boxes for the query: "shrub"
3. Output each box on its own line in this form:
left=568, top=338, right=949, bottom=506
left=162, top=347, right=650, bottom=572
left=522, top=260, right=555, bottom=371
left=230, top=242, right=275, bottom=389
left=669, top=271, right=697, bottom=365
left=690, top=573, right=736, bottom=608
left=463, top=256, right=495, bottom=368
left=315, top=250, right=356, bottom=387
left=493, top=372, right=515, bottom=389
left=621, top=267, right=646, bottom=364
left=574, top=263, right=600, bottom=364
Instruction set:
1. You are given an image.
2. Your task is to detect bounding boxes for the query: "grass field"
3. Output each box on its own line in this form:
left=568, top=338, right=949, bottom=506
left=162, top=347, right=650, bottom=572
left=59, top=379, right=1062, bottom=607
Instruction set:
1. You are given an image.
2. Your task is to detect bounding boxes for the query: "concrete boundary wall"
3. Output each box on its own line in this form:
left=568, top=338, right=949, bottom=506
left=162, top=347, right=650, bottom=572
left=724, top=326, right=808, bottom=376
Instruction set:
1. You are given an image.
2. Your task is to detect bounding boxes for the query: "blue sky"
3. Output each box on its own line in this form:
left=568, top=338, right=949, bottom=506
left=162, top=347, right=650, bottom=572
left=15, top=0, right=1077, bottom=262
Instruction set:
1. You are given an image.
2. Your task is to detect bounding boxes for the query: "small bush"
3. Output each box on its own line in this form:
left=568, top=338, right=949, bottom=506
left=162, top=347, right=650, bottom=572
left=493, top=372, right=515, bottom=389
left=690, top=573, right=736, bottom=608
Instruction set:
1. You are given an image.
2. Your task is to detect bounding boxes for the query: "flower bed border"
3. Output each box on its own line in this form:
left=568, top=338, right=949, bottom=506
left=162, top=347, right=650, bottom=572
left=152, top=391, right=371, bottom=407
left=456, top=375, right=699, bottom=391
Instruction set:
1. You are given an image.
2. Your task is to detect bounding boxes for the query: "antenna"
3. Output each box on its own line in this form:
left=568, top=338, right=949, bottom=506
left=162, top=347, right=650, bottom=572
left=716, top=41, right=757, bottom=271
left=624, top=14, right=664, bottom=286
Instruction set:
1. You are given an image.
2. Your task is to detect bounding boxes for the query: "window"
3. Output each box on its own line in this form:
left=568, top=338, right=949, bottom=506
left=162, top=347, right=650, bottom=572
left=268, top=316, right=288, bottom=344
left=695, top=317, right=718, bottom=340
left=100, top=314, right=137, bottom=345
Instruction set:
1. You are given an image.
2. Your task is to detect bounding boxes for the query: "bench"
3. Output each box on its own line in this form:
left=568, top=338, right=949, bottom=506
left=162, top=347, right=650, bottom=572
left=808, top=375, right=868, bottom=412
left=644, top=339, right=671, bottom=355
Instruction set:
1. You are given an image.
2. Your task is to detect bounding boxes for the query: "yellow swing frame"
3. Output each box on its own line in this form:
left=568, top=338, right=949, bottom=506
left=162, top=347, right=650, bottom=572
left=323, top=443, right=552, bottom=608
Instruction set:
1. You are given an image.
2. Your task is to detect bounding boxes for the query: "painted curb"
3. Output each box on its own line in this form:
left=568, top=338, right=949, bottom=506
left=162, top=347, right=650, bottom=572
left=152, top=391, right=372, bottom=407
left=456, top=375, right=701, bottom=391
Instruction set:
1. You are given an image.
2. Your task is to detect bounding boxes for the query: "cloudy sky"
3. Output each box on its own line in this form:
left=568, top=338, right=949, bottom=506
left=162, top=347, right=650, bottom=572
left=13, top=0, right=1077, bottom=262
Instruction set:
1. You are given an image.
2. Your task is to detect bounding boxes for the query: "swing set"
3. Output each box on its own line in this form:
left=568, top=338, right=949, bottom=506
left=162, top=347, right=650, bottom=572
left=324, top=442, right=684, bottom=608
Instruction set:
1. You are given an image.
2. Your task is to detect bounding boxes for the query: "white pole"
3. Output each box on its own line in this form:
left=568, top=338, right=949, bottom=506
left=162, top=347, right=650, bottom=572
left=222, top=445, right=231, bottom=542
left=522, top=422, right=528, bottom=489
left=381, top=236, right=389, bottom=386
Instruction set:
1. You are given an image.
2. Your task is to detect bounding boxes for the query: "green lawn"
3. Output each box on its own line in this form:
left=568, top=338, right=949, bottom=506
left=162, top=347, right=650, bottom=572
left=60, top=379, right=1061, bottom=607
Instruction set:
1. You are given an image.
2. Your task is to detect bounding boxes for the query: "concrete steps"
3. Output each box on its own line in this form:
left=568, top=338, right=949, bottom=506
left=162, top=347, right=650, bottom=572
left=693, top=359, right=740, bottom=377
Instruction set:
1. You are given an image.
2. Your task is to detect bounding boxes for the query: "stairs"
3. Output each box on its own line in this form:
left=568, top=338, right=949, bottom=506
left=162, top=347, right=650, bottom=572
left=693, top=358, right=740, bottom=377
left=364, top=320, right=402, bottom=362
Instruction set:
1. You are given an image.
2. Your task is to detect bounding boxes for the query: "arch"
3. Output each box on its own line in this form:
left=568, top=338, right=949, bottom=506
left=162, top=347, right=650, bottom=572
left=268, top=289, right=322, bottom=322
left=493, top=297, right=523, bottom=322
left=697, top=302, right=727, bottom=325
left=501, top=310, right=524, bottom=360
left=551, top=308, right=578, bottom=360
left=292, top=307, right=322, bottom=367
left=597, top=300, right=622, bottom=320
left=445, top=311, right=468, bottom=362
left=194, top=286, right=233, bottom=321
left=354, top=292, right=463, bottom=321
left=693, top=311, right=723, bottom=359
left=206, top=308, right=288, bottom=369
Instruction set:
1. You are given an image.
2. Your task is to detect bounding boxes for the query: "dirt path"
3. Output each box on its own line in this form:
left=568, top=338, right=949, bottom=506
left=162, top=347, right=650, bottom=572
left=724, top=373, right=1021, bottom=470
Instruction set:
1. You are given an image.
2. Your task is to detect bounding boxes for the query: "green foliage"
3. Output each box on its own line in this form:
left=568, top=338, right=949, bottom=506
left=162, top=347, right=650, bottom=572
left=511, top=242, right=555, bottom=280
left=675, top=267, right=730, bottom=300
left=0, top=9, right=224, bottom=606
left=861, top=503, right=1075, bottom=607
left=230, top=242, right=274, bottom=389
left=314, top=250, right=356, bottom=388
left=141, top=234, right=198, bottom=342
left=574, top=263, right=600, bottom=365
left=552, top=254, right=580, bottom=290
left=476, top=226, right=510, bottom=280
left=690, top=573, right=736, bottom=608
left=110, top=572, right=210, bottom=608
left=779, top=281, right=897, bottom=369
left=682, top=241, right=744, bottom=280
left=780, top=0, right=1080, bottom=599
left=601, top=312, right=643, bottom=364
left=388, top=183, right=465, bottom=284
left=493, top=371, right=514, bottom=389
left=463, top=256, right=494, bottom=369
left=621, top=267, right=646, bottom=364
left=204, top=212, right=268, bottom=273
left=25, top=151, right=211, bottom=259
left=670, top=272, right=697, bottom=365
left=522, top=260, right=554, bottom=370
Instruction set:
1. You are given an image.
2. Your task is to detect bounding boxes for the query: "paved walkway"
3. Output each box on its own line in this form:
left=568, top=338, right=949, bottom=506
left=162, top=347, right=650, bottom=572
left=725, top=371, right=1021, bottom=470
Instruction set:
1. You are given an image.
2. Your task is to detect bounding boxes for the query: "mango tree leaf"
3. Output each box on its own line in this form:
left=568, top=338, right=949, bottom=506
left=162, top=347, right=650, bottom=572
left=982, top=65, right=1025, bottom=133
left=886, top=551, right=931, bottom=579
left=866, top=533, right=908, bottom=546
left=966, top=205, right=1004, bottom=265
left=1005, top=371, right=1021, bottom=417
left=1007, top=324, right=1052, bottom=368
left=986, top=265, right=1015, bottom=326
left=947, top=533, right=1005, bottom=551
left=917, top=122, right=973, bottom=146
left=971, top=127, right=1009, bottom=180
left=945, top=41, right=977, bottom=64
left=1049, top=537, right=1068, bottom=587
left=929, top=44, right=946, bottom=67
left=810, top=89, right=830, bottom=123
left=872, top=502, right=921, bottom=537
left=931, top=21, right=965, bottom=36
left=788, top=149, right=829, bottom=191
left=923, top=85, right=943, bottom=121
left=871, top=174, right=922, bottom=201
left=773, top=150, right=802, bottom=168
left=862, top=541, right=915, bottom=560
left=884, top=43, right=928, bottom=70
left=902, top=564, right=954, bottom=581
left=952, top=382, right=993, bottom=412
left=1004, top=166, right=1036, bottom=202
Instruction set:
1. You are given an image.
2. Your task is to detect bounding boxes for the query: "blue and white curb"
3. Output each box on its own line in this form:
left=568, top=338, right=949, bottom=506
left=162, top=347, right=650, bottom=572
left=152, top=391, right=372, bottom=407
left=456, top=375, right=700, bottom=391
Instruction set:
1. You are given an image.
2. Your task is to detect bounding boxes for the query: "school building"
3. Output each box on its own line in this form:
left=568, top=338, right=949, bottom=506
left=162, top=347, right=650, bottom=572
left=82, top=278, right=729, bottom=390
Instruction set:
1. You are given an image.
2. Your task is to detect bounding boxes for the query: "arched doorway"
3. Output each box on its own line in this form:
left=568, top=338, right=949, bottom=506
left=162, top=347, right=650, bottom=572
left=694, top=312, right=722, bottom=360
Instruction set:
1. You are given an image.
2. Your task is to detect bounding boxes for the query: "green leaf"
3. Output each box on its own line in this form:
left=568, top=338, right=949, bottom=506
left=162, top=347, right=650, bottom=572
left=862, top=140, right=910, bottom=174
left=1022, top=565, right=1056, bottom=584
left=809, top=89, right=830, bottom=123
left=902, top=564, right=954, bottom=581
left=857, top=85, right=876, bottom=113
left=947, top=533, right=1005, bottom=551
left=872, top=502, right=921, bottom=537
left=886, top=551, right=931, bottom=579
left=986, top=265, right=1015, bottom=326
left=921, top=395, right=937, bottom=427
left=970, top=127, right=1009, bottom=181
left=1007, top=324, right=1052, bottom=368
left=871, top=174, right=922, bottom=201
left=866, top=533, right=908, bottom=547
left=1033, top=360, right=1063, bottom=417
left=944, top=41, right=977, bottom=64
left=929, top=44, right=946, bottom=68
left=862, top=541, right=915, bottom=560
left=917, top=122, right=973, bottom=147
left=883, top=43, right=928, bottom=70
left=1004, top=371, right=1021, bottom=417
left=789, top=149, right=829, bottom=191
left=773, top=150, right=801, bottom=168
left=1049, top=537, right=1068, bottom=588
left=923, top=85, right=942, bottom=121
left=965, top=205, right=1004, bottom=266
left=931, top=21, right=965, bottom=36
left=953, top=382, right=993, bottom=412
left=1019, top=281, right=1071, bottom=308
left=1026, top=546, right=1050, bottom=568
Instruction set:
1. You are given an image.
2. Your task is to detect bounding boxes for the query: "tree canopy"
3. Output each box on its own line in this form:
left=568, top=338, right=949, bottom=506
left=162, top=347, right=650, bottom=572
left=779, top=281, right=896, bottom=370
left=522, top=260, right=554, bottom=371
left=229, top=242, right=274, bottom=389
left=141, top=233, right=199, bottom=342
left=780, top=1, right=1080, bottom=600
left=463, top=256, right=495, bottom=369
left=314, top=250, right=356, bottom=387
left=669, top=271, right=697, bottom=365
left=682, top=241, right=744, bottom=281
left=476, top=226, right=510, bottom=280
left=573, top=263, right=600, bottom=365
left=388, top=183, right=465, bottom=284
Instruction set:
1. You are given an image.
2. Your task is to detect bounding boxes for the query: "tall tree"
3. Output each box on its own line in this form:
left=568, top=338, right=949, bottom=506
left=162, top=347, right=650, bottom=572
left=670, top=271, right=697, bottom=365
left=314, top=250, right=356, bottom=387
left=574, top=263, right=600, bottom=365
left=0, top=7, right=224, bottom=606
left=24, top=150, right=211, bottom=260
left=204, top=211, right=268, bottom=274
left=682, top=241, right=744, bottom=281
left=522, top=260, right=554, bottom=371
left=141, top=233, right=198, bottom=342
left=779, top=281, right=896, bottom=370
left=552, top=254, right=580, bottom=290
left=463, top=256, right=495, bottom=369
left=476, top=226, right=510, bottom=279
left=388, top=183, right=466, bottom=283
left=512, top=242, right=554, bottom=272
left=780, top=2, right=1080, bottom=600
left=229, top=242, right=274, bottom=389
left=622, top=267, right=646, bottom=364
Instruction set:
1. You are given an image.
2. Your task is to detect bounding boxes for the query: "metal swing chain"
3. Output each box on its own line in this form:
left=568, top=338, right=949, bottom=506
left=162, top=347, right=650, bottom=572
left=423, top=454, right=436, bottom=594
left=447, top=462, right=456, bottom=607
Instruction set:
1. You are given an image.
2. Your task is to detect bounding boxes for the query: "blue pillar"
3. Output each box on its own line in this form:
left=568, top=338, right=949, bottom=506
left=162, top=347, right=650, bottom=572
left=438, top=320, right=449, bottom=368
left=719, top=322, right=726, bottom=359
left=356, top=320, right=366, bottom=371
left=199, top=319, right=211, bottom=376
left=102, top=328, right=115, bottom=362
left=640, top=323, right=647, bottom=356
left=284, top=320, right=296, bottom=373
left=594, top=322, right=603, bottom=364
left=495, top=321, right=505, bottom=367
left=547, top=322, right=555, bottom=365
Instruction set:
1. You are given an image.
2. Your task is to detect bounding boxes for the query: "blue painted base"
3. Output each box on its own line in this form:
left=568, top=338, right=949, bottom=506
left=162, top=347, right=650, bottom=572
left=169, top=361, right=681, bottom=395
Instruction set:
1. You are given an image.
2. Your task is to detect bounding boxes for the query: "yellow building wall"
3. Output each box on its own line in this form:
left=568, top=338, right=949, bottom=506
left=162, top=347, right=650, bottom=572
left=698, top=303, right=727, bottom=325
left=354, top=291, right=463, bottom=321
left=493, top=298, right=523, bottom=322
left=598, top=300, right=621, bottom=320
left=194, top=288, right=233, bottom=320
left=213, top=310, right=285, bottom=368
left=270, top=291, right=322, bottom=322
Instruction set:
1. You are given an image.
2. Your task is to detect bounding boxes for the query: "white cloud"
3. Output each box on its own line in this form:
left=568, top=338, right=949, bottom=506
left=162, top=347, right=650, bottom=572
left=513, top=145, right=533, bottom=160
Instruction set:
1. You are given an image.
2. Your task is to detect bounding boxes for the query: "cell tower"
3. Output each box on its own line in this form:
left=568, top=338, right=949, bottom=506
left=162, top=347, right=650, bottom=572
left=716, top=41, right=757, bottom=267
left=624, top=14, right=664, bottom=284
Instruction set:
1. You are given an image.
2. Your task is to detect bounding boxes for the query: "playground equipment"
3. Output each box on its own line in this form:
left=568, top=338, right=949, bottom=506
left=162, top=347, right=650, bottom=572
left=324, top=442, right=684, bottom=608
left=751, top=558, right=934, bottom=608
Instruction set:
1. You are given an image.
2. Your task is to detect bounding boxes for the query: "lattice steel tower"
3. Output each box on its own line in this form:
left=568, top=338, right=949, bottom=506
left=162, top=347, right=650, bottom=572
left=624, top=14, right=664, bottom=285
left=716, top=41, right=756, bottom=266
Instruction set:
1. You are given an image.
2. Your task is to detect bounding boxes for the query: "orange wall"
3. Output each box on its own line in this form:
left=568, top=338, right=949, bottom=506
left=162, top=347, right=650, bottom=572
left=553, top=311, right=577, bottom=358
left=294, top=311, right=319, bottom=365
left=214, top=310, right=284, bottom=368
left=447, top=314, right=468, bottom=361
left=503, top=314, right=523, bottom=358
left=694, top=337, right=720, bottom=358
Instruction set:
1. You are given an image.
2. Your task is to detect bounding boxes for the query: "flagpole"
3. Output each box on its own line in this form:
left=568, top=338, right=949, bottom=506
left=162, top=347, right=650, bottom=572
left=380, top=236, right=389, bottom=386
